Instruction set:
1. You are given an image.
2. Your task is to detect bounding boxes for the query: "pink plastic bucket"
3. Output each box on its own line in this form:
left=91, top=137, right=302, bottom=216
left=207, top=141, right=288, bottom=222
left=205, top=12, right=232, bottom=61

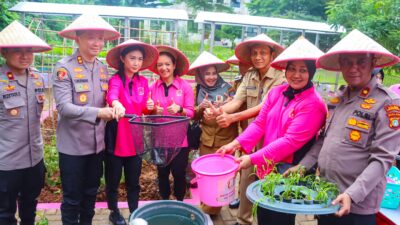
left=191, top=154, right=239, bottom=207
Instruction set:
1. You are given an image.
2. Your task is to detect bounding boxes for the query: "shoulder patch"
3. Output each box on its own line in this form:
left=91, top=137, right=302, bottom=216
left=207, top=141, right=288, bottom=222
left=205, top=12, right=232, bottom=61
left=385, top=105, right=400, bottom=129
left=56, top=68, right=68, bottom=80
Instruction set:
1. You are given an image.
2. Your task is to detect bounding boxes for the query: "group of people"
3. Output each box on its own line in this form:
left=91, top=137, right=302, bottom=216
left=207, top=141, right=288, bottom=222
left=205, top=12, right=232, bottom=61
left=0, top=12, right=400, bottom=225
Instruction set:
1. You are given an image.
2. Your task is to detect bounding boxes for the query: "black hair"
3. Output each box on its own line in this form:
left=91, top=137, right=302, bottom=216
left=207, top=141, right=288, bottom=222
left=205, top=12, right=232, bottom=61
left=372, top=68, right=384, bottom=80
left=159, top=51, right=178, bottom=77
left=116, top=45, right=146, bottom=86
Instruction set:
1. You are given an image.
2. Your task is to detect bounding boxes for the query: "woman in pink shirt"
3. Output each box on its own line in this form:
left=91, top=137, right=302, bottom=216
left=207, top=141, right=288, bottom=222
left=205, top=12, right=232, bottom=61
left=105, top=39, right=158, bottom=224
left=147, top=45, right=194, bottom=201
left=218, top=37, right=327, bottom=225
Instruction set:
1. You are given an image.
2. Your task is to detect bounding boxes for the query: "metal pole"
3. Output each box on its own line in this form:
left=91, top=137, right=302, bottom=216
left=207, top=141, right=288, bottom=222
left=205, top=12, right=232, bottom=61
left=315, top=33, right=320, bottom=48
left=279, top=30, right=283, bottom=45
left=124, top=17, right=130, bottom=41
left=209, top=22, right=215, bottom=53
left=257, top=26, right=262, bottom=35
left=301, top=29, right=306, bottom=36
left=199, top=23, right=205, bottom=53
left=174, top=20, right=179, bottom=48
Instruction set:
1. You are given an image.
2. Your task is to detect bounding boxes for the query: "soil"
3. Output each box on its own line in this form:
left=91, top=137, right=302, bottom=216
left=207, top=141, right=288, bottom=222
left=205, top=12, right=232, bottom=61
left=39, top=111, right=192, bottom=203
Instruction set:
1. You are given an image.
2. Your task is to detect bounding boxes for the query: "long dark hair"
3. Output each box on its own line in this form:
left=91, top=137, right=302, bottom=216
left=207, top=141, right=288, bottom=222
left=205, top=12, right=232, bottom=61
left=159, top=51, right=178, bottom=77
left=116, top=45, right=146, bottom=87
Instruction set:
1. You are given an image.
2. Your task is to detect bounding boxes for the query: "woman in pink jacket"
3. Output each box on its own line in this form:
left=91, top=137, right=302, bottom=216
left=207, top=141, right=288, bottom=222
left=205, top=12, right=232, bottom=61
left=105, top=40, right=158, bottom=225
left=218, top=37, right=327, bottom=225
left=147, top=45, right=194, bottom=201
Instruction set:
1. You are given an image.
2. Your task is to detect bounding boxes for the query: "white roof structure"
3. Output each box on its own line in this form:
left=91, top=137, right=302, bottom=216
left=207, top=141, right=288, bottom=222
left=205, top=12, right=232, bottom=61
left=10, top=2, right=189, bottom=21
left=195, top=11, right=344, bottom=34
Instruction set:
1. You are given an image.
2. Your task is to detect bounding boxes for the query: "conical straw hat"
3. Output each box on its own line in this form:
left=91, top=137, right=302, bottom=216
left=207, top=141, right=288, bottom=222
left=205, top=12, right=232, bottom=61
left=271, top=36, right=324, bottom=70
left=148, top=45, right=189, bottom=76
left=317, top=29, right=399, bottom=71
left=0, top=21, right=51, bottom=53
left=187, top=51, right=230, bottom=76
left=389, top=84, right=400, bottom=97
left=59, top=14, right=120, bottom=41
left=106, top=39, right=159, bottom=70
left=235, top=33, right=284, bottom=65
left=226, top=55, right=240, bottom=65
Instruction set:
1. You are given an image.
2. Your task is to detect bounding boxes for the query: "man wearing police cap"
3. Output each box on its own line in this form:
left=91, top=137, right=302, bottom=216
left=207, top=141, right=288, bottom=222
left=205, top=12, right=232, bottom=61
left=53, top=14, right=120, bottom=225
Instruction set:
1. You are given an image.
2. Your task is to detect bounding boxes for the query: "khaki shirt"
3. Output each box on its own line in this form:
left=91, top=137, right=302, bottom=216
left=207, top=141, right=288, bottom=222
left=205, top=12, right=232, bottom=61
left=52, top=50, right=109, bottom=156
left=301, top=77, right=400, bottom=214
left=234, top=67, right=285, bottom=125
left=0, top=65, right=45, bottom=170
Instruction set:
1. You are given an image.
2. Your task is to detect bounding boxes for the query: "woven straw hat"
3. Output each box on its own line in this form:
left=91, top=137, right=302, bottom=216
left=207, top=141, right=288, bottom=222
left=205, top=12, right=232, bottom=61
left=59, top=14, right=120, bottom=41
left=106, top=39, right=159, bottom=70
left=226, top=55, right=240, bottom=65
left=271, top=36, right=324, bottom=70
left=0, top=21, right=51, bottom=53
left=187, top=51, right=230, bottom=76
left=317, top=29, right=399, bottom=71
left=235, top=33, right=284, bottom=65
left=148, top=45, right=189, bottom=76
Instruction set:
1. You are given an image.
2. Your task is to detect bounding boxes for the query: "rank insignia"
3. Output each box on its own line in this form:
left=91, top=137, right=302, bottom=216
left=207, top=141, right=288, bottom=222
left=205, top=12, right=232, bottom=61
left=75, top=74, right=85, bottom=79
left=101, top=83, right=108, bottom=90
left=347, top=118, right=357, bottom=126
left=385, top=105, right=400, bottom=129
left=4, top=85, right=15, bottom=91
left=364, top=98, right=376, bottom=104
left=357, top=121, right=370, bottom=130
left=100, top=74, right=107, bottom=79
left=30, top=73, right=39, bottom=79
left=35, top=81, right=43, bottom=87
left=6, top=72, right=14, bottom=80
left=57, top=68, right=67, bottom=80
left=349, top=130, right=361, bottom=142
left=73, top=67, right=83, bottom=72
left=360, top=87, right=370, bottom=97
left=77, top=56, right=83, bottom=64
left=329, top=97, right=340, bottom=104
left=37, top=94, right=45, bottom=102
left=9, top=108, right=19, bottom=116
left=79, top=93, right=88, bottom=103
left=360, top=103, right=373, bottom=110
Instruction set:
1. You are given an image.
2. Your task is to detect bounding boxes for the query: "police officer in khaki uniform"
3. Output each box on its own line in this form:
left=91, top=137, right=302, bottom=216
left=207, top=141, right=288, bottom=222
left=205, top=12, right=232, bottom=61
left=206, top=34, right=285, bottom=225
left=52, top=14, right=120, bottom=225
left=287, top=29, right=400, bottom=225
left=0, top=21, right=51, bottom=225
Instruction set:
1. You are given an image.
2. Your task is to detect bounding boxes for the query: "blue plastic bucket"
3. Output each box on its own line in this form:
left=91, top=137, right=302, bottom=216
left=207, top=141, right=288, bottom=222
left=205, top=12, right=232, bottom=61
left=129, top=200, right=208, bottom=225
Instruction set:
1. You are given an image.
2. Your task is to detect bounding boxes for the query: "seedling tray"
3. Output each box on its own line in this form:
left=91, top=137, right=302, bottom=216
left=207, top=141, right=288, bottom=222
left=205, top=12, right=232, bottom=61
left=246, top=180, right=339, bottom=215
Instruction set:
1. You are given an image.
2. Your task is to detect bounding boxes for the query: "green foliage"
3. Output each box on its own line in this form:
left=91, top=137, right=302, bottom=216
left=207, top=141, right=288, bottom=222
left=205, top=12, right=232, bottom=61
left=327, top=0, right=400, bottom=71
left=0, top=0, right=19, bottom=30
left=247, top=0, right=327, bottom=21
left=43, top=136, right=61, bottom=188
left=176, top=0, right=233, bottom=15
left=35, top=212, right=49, bottom=225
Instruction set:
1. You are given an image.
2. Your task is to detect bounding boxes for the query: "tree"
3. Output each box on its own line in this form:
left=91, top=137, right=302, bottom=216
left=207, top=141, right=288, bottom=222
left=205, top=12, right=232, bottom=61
left=177, top=0, right=233, bottom=16
left=327, top=0, right=400, bottom=58
left=247, top=0, right=328, bottom=21
left=0, top=0, right=19, bottom=30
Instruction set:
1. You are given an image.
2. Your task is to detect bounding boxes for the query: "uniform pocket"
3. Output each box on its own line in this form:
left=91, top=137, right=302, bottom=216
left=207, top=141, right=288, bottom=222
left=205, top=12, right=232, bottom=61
left=342, top=116, right=373, bottom=148
left=2, top=95, right=25, bottom=119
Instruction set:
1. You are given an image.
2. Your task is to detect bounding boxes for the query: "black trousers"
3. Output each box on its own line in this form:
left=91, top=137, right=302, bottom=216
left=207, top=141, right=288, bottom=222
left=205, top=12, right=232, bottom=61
left=257, top=207, right=296, bottom=225
left=318, top=213, right=376, bottom=225
left=0, top=160, right=45, bottom=225
left=59, top=152, right=104, bottom=225
left=105, top=152, right=142, bottom=213
left=157, top=147, right=189, bottom=201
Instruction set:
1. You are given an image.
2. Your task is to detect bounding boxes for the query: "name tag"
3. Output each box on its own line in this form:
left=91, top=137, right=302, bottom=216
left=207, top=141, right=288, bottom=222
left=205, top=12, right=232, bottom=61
left=246, top=86, right=256, bottom=90
left=3, top=92, right=21, bottom=99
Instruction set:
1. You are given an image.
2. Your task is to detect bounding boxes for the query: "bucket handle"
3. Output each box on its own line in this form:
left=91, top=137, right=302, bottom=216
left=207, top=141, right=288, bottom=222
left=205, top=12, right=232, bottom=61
left=190, top=175, right=201, bottom=184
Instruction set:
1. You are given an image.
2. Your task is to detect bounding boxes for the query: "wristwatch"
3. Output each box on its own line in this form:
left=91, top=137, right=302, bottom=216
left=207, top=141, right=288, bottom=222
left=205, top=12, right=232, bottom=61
left=178, top=106, right=183, bottom=113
